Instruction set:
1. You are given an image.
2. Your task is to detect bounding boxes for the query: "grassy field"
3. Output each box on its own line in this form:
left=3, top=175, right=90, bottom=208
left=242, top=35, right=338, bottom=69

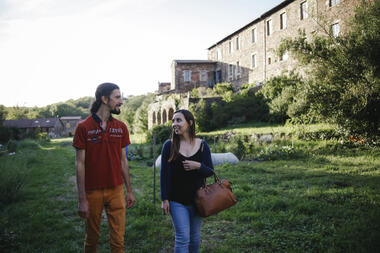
left=199, top=122, right=336, bottom=136
left=1, top=136, right=380, bottom=252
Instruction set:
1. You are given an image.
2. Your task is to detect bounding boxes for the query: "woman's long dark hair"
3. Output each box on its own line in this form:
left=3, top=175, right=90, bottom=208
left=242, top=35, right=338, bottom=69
left=90, top=82, right=120, bottom=114
left=168, top=109, right=196, bottom=162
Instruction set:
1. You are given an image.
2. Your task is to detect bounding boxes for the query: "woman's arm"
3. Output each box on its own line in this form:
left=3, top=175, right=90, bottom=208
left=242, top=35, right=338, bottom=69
left=160, top=140, right=171, bottom=201
left=198, top=141, right=214, bottom=177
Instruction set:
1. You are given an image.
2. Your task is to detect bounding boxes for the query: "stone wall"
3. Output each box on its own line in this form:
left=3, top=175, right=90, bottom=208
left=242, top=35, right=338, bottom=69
left=147, top=94, right=190, bottom=130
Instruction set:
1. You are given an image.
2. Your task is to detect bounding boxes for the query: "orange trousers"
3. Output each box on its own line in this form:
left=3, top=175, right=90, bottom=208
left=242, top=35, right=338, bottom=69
left=84, top=185, right=126, bottom=253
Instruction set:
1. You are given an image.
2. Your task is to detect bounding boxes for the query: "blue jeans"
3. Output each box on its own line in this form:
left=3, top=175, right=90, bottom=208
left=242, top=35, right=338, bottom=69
left=169, top=201, right=202, bottom=253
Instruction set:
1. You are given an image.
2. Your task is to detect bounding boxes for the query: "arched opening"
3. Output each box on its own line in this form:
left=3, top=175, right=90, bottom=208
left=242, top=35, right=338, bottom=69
left=152, top=111, right=156, bottom=125
left=168, top=108, right=174, bottom=121
left=157, top=112, right=161, bottom=125
left=162, top=109, right=167, bottom=124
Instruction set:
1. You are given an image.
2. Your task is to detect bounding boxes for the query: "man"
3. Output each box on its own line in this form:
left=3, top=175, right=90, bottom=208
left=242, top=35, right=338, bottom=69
left=73, top=82, right=135, bottom=253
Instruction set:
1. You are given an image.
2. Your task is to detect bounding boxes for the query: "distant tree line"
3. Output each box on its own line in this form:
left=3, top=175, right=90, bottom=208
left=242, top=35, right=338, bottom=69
left=1, top=96, right=93, bottom=120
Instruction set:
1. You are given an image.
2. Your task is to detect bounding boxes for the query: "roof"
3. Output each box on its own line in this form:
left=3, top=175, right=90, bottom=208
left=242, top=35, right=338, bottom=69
left=60, top=116, right=82, bottom=120
left=208, top=0, right=294, bottom=50
left=173, top=60, right=216, bottom=64
left=4, top=118, right=63, bottom=129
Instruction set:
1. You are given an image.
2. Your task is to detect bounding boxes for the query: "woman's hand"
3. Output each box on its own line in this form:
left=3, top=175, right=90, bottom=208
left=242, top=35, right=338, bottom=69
left=162, top=200, right=170, bottom=215
left=182, top=160, right=201, bottom=171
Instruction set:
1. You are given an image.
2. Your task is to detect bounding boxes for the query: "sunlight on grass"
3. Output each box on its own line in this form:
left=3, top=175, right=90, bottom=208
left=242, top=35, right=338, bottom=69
left=200, top=123, right=336, bottom=136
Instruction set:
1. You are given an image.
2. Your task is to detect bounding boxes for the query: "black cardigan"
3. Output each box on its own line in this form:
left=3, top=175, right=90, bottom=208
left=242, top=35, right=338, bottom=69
left=160, top=139, right=214, bottom=201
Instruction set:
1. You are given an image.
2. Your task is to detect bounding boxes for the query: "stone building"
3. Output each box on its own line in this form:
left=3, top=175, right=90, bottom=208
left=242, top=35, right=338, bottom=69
left=4, top=117, right=64, bottom=138
left=170, top=60, right=217, bottom=93
left=148, top=0, right=361, bottom=129
left=207, top=0, right=361, bottom=89
left=60, top=116, right=82, bottom=136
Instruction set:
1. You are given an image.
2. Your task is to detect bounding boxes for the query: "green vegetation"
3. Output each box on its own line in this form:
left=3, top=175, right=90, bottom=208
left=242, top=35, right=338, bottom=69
left=1, top=130, right=379, bottom=252
left=278, top=0, right=380, bottom=139
left=3, top=97, right=93, bottom=120
left=117, top=93, right=155, bottom=134
left=190, top=84, right=269, bottom=132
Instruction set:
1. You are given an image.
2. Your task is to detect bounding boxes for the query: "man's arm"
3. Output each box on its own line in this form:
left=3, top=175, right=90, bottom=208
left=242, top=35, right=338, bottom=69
left=76, top=148, right=89, bottom=219
left=121, top=147, right=135, bottom=208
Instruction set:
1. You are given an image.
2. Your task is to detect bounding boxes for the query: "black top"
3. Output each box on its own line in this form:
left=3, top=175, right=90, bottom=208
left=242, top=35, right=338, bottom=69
left=170, top=146, right=202, bottom=205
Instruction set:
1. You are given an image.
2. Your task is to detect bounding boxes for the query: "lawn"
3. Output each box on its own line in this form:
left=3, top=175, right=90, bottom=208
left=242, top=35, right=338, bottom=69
left=1, top=136, right=379, bottom=252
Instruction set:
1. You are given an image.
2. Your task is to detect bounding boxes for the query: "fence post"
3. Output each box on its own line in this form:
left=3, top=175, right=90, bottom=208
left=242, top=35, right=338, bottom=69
left=153, top=131, right=156, bottom=205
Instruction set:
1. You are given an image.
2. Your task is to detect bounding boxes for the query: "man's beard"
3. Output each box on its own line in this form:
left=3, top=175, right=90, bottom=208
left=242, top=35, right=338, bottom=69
left=111, top=108, right=120, bottom=115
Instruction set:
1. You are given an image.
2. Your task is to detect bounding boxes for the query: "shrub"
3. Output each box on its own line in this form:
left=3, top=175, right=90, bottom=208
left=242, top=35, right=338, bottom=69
left=0, top=126, right=11, bottom=143
left=145, top=124, right=172, bottom=144
left=231, top=138, right=246, bottom=160
left=7, top=140, right=18, bottom=153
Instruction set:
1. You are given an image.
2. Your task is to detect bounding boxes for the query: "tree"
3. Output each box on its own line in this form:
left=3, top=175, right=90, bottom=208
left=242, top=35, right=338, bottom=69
left=279, top=0, right=380, bottom=139
left=6, top=106, right=29, bottom=120
left=0, top=105, right=7, bottom=125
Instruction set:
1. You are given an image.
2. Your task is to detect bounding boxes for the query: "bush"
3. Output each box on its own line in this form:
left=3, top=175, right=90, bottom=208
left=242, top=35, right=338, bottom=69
left=145, top=124, right=172, bottom=144
left=7, top=140, right=18, bottom=153
left=231, top=138, right=246, bottom=160
left=0, top=126, right=11, bottom=143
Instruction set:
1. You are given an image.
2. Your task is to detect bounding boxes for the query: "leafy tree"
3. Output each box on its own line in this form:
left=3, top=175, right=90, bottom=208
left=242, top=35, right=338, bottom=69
left=279, top=0, right=380, bottom=138
left=190, top=99, right=214, bottom=132
left=133, top=94, right=155, bottom=133
left=0, top=105, right=7, bottom=125
left=49, top=103, right=84, bottom=118
left=118, top=93, right=155, bottom=133
left=5, top=106, right=29, bottom=120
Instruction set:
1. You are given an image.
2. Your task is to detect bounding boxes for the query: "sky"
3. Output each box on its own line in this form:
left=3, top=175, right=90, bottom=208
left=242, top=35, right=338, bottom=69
left=0, top=0, right=283, bottom=107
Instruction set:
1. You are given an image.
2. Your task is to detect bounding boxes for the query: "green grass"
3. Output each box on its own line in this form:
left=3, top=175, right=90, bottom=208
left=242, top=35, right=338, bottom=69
left=199, top=122, right=335, bottom=136
left=1, top=136, right=379, bottom=252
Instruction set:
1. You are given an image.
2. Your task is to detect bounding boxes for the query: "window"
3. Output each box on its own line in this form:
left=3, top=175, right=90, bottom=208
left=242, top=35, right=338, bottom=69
left=280, top=51, right=288, bottom=61
left=229, top=40, right=233, bottom=54
left=201, top=71, right=207, bottom=82
left=236, top=37, right=240, bottom=50
left=229, top=64, right=233, bottom=80
left=217, top=48, right=222, bottom=60
left=329, top=0, right=339, bottom=7
left=268, top=57, right=272, bottom=65
left=252, top=54, right=257, bottom=68
left=332, top=23, right=340, bottom=37
left=184, top=70, right=191, bottom=82
left=252, top=28, right=257, bottom=43
left=280, top=12, right=287, bottom=30
left=236, top=61, right=240, bottom=78
left=300, top=1, right=308, bottom=20
left=266, top=19, right=272, bottom=36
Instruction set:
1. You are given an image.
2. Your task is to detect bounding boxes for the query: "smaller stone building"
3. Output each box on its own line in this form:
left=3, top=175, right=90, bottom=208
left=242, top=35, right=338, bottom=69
left=4, top=118, right=64, bottom=138
left=171, top=60, right=217, bottom=93
left=60, top=116, right=82, bottom=136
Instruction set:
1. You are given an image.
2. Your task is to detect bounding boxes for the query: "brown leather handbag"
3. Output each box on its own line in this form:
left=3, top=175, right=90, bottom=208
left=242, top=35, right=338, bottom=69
left=195, top=172, right=237, bottom=217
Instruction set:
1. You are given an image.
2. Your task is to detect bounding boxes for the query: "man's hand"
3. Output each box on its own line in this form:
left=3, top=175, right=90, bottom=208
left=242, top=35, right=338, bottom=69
left=78, top=198, right=89, bottom=219
left=161, top=200, right=170, bottom=215
left=126, top=192, right=135, bottom=208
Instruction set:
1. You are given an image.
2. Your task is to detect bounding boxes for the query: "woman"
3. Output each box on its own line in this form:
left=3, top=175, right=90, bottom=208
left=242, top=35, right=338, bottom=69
left=160, top=109, right=214, bottom=253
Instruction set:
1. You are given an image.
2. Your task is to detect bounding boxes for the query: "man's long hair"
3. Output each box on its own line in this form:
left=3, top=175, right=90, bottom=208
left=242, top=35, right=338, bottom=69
left=168, top=109, right=196, bottom=162
left=90, top=82, right=120, bottom=114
